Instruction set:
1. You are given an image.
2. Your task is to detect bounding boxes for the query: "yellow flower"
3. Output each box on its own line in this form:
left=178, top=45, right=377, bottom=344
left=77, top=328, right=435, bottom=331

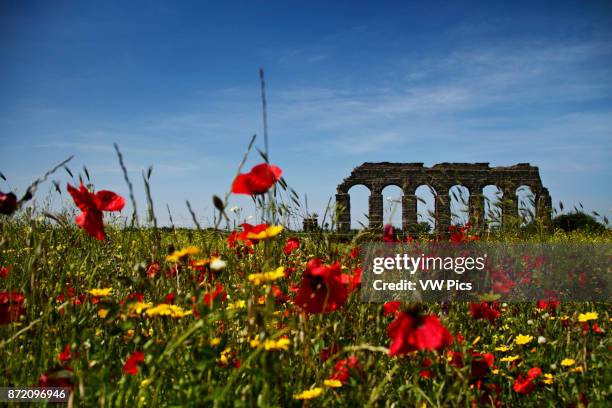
left=572, top=366, right=584, bottom=373
left=128, top=302, right=153, bottom=315
left=578, top=312, right=598, bottom=323
left=495, top=345, right=512, bottom=352
left=542, top=373, right=553, bottom=384
left=263, top=338, right=290, bottom=351
left=141, top=378, right=152, bottom=387
left=250, top=338, right=261, bottom=348
left=166, top=246, right=200, bottom=262
left=97, top=308, right=109, bottom=318
left=561, top=358, right=576, bottom=367
left=246, top=225, right=283, bottom=240
left=293, top=387, right=323, bottom=400
left=248, top=266, right=285, bottom=285
left=226, top=300, right=246, bottom=310
left=123, top=329, right=135, bottom=341
left=209, top=338, right=221, bottom=347
left=515, top=334, right=533, bottom=345
left=219, top=348, right=232, bottom=365
left=145, top=304, right=192, bottom=318
left=500, top=355, right=520, bottom=363
left=324, top=379, right=343, bottom=388
left=88, top=288, right=112, bottom=297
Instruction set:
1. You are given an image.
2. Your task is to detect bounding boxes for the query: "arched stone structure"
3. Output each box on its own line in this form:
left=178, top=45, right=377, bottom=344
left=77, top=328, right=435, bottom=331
left=335, top=162, right=551, bottom=233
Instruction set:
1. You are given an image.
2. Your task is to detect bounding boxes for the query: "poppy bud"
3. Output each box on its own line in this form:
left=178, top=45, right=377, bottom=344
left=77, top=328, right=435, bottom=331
left=213, top=195, right=225, bottom=211
left=0, top=191, right=17, bottom=215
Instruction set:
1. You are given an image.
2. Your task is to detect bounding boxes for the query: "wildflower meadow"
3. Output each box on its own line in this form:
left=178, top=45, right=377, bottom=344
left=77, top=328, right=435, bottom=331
left=0, top=144, right=610, bottom=407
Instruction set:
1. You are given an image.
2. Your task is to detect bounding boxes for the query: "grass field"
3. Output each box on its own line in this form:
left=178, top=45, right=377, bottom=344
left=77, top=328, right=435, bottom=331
left=0, top=162, right=611, bottom=407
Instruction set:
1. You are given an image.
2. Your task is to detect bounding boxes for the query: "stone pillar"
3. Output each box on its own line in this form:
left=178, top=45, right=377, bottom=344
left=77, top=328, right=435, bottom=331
left=335, top=193, right=351, bottom=232
left=436, top=192, right=451, bottom=233
left=501, top=186, right=518, bottom=227
left=468, top=186, right=485, bottom=229
left=402, top=193, right=417, bottom=232
left=536, top=188, right=552, bottom=225
left=368, top=190, right=383, bottom=229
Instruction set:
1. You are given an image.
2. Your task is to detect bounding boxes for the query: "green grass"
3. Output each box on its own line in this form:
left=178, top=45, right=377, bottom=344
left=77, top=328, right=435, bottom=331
left=1, top=215, right=610, bottom=407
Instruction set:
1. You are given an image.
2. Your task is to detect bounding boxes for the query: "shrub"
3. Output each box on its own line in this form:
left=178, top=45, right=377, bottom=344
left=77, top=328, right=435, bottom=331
left=553, top=211, right=606, bottom=232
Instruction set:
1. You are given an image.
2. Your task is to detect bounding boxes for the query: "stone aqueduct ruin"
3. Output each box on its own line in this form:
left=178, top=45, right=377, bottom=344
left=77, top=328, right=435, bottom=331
left=335, top=162, right=552, bottom=232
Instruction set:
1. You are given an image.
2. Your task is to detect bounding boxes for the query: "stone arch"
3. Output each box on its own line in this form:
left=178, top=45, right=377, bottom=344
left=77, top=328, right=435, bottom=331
left=381, top=184, right=403, bottom=228
left=335, top=162, right=551, bottom=232
left=516, top=185, right=536, bottom=224
left=415, top=184, right=436, bottom=232
left=483, top=185, right=503, bottom=229
left=337, top=180, right=372, bottom=195
left=449, top=185, right=470, bottom=226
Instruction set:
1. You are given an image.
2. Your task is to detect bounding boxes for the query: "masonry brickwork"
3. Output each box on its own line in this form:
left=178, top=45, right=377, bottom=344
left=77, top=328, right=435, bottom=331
left=335, top=162, right=551, bottom=233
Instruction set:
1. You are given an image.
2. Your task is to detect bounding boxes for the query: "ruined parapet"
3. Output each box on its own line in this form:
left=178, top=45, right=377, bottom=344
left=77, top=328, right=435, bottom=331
left=303, top=216, right=319, bottom=232
left=335, top=162, right=551, bottom=233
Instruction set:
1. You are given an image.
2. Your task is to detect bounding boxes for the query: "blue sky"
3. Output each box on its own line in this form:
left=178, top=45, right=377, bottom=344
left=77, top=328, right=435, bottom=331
left=1, top=0, right=611, bottom=228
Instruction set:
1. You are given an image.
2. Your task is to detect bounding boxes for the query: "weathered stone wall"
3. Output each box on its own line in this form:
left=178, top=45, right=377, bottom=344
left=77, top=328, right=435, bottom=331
left=335, top=162, right=551, bottom=232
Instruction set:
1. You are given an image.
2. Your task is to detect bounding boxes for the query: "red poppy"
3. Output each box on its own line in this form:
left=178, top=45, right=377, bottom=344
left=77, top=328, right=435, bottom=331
left=227, top=230, right=239, bottom=248
left=0, top=191, right=17, bottom=215
left=56, top=285, right=86, bottom=306
left=349, top=247, right=359, bottom=259
left=294, top=259, right=348, bottom=314
left=536, top=299, right=560, bottom=313
left=387, top=312, right=453, bottom=356
left=491, top=269, right=516, bottom=294
left=329, top=355, right=362, bottom=384
left=470, top=302, right=501, bottom=323
left=420, top=369, right=433, bottom=379
left=447, top=350, right=463, bottom=368
left=449, top=224, right=478, bottom=243
left=383, top=301, right=401, bottom=316
left=203, top=284, right=227, bottom=307
left=120, top=292, right=144, bottom=305
left=58, top=344, right=72, bottom=363
left=513, top=367, right=541, bottom=394
left=67, top=182, right=125, bottom=240
left=340, top=267, right=362, bottom=293
left=271, top=285, right=289, bottom=304
left=231, top=163, right=282, bottom=195
left=123, top=351, right=145, bottom=375
left=237, top=223, right=268, bottom=241
left=283, top=266, right=296, bottom=277
left=0, top=265, right=11, bottom=279
left=471, top=352, right=494, bottom=378
left=383, top=224, right=397, bottom=242
left=283, top=237, right=300, bottom=255
left=0, top=291, right=26, bottom=324
left=146, top=262, right=160, bottom=278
